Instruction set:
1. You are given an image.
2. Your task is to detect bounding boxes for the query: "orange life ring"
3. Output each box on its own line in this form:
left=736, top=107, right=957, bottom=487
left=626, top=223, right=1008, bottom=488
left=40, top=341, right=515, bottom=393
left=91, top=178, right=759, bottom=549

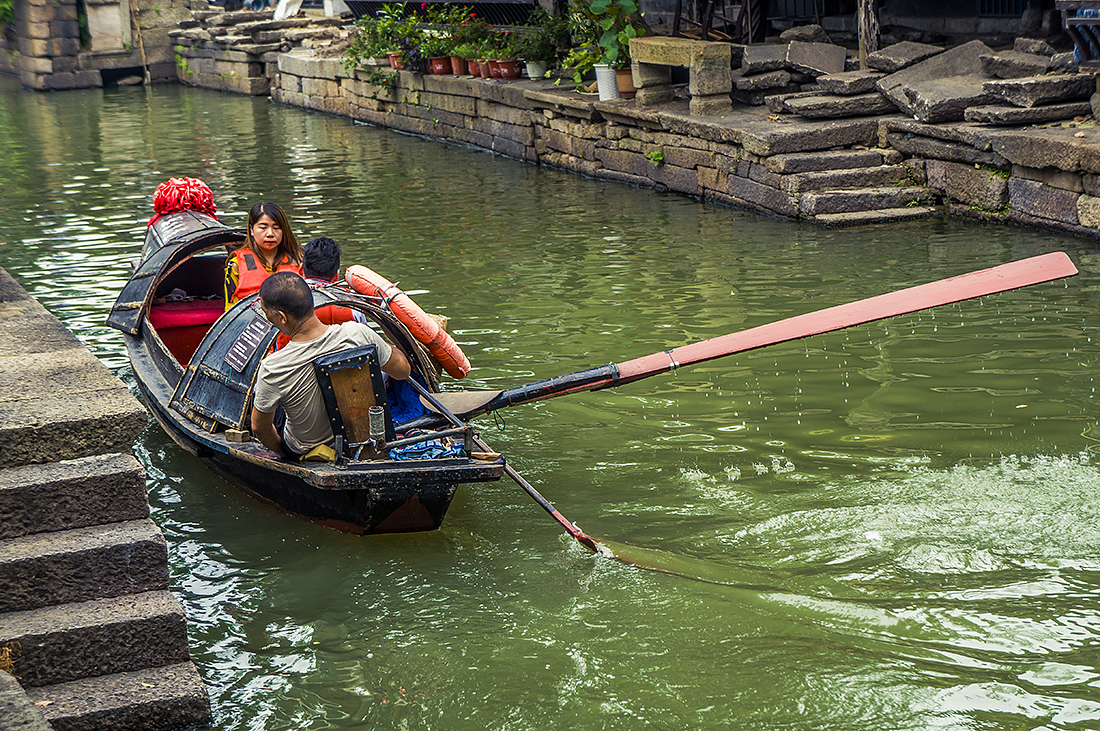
left=346, top=265, right=471, bottom=379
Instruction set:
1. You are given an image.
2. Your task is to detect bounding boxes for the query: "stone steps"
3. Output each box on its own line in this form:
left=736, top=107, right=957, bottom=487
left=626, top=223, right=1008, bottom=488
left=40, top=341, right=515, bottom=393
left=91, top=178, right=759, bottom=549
left=0, top=591, right=191, bottom=688
left=815, top=206, right=942, bottom=227
left=0, top=268, right=210, bottom=731
left=0, top=519, right=168, bottom=613
left=765, top=149, right=886, bottom=174
left=25, top=662, right=210, bottom=731
left=781, top=164, right=910, bottom=195
left=0, top=453, right=150, bottom=541
left=799, top=185, right=938, bottom=217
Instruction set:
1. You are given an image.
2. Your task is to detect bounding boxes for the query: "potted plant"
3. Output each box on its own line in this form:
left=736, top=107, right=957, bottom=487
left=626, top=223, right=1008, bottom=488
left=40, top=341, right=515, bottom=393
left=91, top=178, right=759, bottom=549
left=570, top=0, right=644, bottom=99
left=450, top=42, right=477, bottom=76
left=419, top=32, right=454, bottom=74
left=515, top=6, right=565, bottom=79
left=492, top=32, right=523, bottom=79
left=343, top=7, right=403, bottom=72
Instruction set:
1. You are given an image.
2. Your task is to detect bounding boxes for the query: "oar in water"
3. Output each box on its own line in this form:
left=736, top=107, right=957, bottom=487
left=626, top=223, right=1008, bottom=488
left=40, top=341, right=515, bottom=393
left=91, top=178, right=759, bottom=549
left=402, top=251, right=1079, bottom=428
left=471, top=435, right=605, bottom=555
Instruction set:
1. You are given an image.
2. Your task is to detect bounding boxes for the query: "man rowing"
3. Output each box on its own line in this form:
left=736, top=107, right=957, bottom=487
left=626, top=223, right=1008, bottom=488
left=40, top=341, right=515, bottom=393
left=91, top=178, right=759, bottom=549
left=250, top=272, right=411, bottom=461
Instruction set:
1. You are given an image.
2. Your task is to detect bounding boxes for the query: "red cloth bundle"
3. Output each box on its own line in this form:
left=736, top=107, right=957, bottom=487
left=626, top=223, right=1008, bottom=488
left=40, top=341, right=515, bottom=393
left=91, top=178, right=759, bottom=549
left=147, top=177, right=219, bottom=227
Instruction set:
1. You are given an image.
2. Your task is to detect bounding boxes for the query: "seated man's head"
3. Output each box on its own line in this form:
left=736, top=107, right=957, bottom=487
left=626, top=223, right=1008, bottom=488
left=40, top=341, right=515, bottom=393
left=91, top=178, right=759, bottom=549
left=259, top=272, right=314, bottom=331
left=302, top=237, right=341, bottom=282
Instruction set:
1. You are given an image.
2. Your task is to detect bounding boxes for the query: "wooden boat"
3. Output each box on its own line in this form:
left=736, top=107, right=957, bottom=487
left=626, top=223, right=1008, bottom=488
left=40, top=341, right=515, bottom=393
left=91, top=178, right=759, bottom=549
left=107, top=210, right=505, bottom=535
left=108, top=195, right=1080, bottom=547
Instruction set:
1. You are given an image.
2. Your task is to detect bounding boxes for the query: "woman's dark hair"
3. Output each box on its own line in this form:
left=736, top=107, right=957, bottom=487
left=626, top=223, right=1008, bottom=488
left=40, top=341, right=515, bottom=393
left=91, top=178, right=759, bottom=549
left=259, top=271, right=313, bottom=321
left=246, top=201, right=302, bottom=265
left=302, top=237, right=342, bottom=282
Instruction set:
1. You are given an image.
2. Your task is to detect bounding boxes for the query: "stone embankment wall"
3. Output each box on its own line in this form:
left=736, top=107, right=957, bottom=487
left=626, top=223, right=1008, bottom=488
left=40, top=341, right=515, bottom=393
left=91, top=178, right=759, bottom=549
left=259, top=49, right=1100, bottom=237
left=0, top=268, right=211, bottom=731
left=5, top=0, right=196, bottom=90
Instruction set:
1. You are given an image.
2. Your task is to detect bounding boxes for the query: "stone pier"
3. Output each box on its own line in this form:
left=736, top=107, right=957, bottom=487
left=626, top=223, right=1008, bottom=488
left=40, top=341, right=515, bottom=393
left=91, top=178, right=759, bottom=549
left=0, top=268, right=211, bottom=731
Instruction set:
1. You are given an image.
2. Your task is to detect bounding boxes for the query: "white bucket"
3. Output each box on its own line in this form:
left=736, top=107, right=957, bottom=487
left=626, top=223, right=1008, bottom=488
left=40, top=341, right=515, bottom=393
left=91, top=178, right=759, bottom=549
left=594, top=64, right=622, bottom=101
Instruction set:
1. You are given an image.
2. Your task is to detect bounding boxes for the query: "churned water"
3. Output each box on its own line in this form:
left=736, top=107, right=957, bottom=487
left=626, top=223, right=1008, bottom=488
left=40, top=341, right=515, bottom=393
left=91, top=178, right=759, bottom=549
left=4, top=75, right=1100, bottom=730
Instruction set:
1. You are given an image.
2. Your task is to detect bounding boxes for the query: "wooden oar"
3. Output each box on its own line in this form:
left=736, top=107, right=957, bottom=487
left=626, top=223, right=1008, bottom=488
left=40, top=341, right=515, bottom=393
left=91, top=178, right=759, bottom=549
left=401, top=251, right=1078, bottom=427
left=472, top=435, right=605, bottom=554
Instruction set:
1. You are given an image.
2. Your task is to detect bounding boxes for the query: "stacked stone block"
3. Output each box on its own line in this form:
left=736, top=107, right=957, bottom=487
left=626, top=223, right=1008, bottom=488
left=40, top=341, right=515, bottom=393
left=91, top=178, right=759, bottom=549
left=172, top=10, right=351, bottom=96
left=13, top=0, right=98, bottom=91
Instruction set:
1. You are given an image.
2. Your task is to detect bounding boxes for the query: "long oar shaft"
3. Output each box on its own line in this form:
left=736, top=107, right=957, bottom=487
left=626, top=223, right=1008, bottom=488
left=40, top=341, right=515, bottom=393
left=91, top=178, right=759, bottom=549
left=467, top=252, right=1078, bottom=416
left=473, top=435, right=601, bottom=553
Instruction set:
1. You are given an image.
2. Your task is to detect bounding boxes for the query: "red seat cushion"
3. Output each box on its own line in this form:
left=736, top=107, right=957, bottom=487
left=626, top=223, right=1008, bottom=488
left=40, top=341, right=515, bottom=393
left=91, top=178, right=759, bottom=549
left=148, top=300, right=225, bottom=329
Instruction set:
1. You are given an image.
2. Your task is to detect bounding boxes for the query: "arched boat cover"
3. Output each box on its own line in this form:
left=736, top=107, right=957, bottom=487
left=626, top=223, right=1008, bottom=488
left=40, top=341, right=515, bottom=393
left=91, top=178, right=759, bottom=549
left=106, top=211, right=243, bottom=336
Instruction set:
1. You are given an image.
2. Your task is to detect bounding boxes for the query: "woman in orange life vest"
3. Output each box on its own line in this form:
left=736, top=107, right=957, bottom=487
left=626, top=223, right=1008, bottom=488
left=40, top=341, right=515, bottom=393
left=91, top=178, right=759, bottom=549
left=224, top=201, right=303, bottom=309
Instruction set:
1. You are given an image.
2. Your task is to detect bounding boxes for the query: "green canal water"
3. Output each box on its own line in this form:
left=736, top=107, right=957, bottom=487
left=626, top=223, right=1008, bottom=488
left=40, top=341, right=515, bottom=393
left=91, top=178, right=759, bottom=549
left=5, top=75, right=1100, bottom=730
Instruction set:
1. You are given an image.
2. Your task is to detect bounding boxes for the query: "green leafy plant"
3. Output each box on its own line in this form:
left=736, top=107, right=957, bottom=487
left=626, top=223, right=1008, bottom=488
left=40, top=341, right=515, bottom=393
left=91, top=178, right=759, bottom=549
left=514, top=6, right=567, bottom=63
left=0, top=0, right=14, bottom=26
left=646, top=149, right=664, bottom=167
left=418, top=32, right=454, bottom=58
left=451, top=43, right=477, bottom=59
left=570, top=0, right=645, bottom=69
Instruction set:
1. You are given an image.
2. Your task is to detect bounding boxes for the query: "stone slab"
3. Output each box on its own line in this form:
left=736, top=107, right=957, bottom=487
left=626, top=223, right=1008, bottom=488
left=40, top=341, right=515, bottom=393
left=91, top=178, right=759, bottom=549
left=0, top=519, right=168, bottom=613
left=815, top=206, right=939, bottom=227
left=866, top=41, right=943, bottom=73
left=0, top=591, right=189, bottom=688
left=765, top=89, right=824, bottom=113
left=726, top=175, right=799, bottom=217
left=925, top=159, right=1009, bottom=210
left=25, top=662, right=212, bottom=731
left=766, top=148, right=884, bottom=174
left=816, top=69, right=884, bottom=96
left=901, top=75, right=995, bottom=123
left=741, top=43, right=787, bottom=74
left=964, top=101, right=1092, bottom=125
left=983, top=74, right=1095, bottom=109
left=800, top=185, right=936, bottom=216
left=785, top=41, right=846, bottom=77
left=780, top=164, right=908, bottom=195
left=1015, top=38, right=1056, bottom=57
left=0, top=453, right=148, bottom=541
left=0, top=270, right=146, bottom=469
left=737, top=116, right=879, bottom=156
left=990, top=127, right=1100, bottom=173
left=979, top=51, right=1051, bottom=79
left=886, top=131, right=1006, bottom=167
left=734, top=69, right=791, bottom=91
left=877, top=40, right=992, bottom=116
left=785, top=92, right=895, bottom=118
left=1008, top=176, right=1080, bottom=224
left=1012, top=164, right=1084, bottom=193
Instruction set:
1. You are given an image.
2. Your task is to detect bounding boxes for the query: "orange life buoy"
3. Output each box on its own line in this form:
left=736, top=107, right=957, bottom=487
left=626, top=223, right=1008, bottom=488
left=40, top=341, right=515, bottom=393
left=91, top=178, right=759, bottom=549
left=346, top=265, right=471, bottom=379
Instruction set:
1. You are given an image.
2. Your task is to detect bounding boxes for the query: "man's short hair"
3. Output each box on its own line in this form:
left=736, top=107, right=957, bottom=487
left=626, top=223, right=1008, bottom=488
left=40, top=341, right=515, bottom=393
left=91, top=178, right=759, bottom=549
left=302, top=237, right=341, bottom=282
left=259, top=272, right=313, bottom=321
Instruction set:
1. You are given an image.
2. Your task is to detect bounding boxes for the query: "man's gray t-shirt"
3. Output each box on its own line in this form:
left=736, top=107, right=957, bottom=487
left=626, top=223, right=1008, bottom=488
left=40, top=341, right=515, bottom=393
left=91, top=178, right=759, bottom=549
left=253, top=322, right=393, bottom=454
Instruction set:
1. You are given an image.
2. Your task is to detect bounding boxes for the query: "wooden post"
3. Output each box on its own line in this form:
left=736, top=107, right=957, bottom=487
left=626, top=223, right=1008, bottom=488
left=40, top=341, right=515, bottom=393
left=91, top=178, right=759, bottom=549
left=858, top=0, right=878, bottom=70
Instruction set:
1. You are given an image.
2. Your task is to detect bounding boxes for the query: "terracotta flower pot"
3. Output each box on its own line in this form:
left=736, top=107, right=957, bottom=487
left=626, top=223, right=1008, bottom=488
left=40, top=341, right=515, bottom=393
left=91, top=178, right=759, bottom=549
left=496, top=59, right=522, bottom=79
left=616, top=67, right=636, bottom=99
left=487, top=59, right=502, bottom=78
left=387, top=51, right=405, bottom=71
left=450, top=55, right=467, bottom=75
left=429, top=56, right=452, bottom=75
left=472, top=59, right=487, bottom=78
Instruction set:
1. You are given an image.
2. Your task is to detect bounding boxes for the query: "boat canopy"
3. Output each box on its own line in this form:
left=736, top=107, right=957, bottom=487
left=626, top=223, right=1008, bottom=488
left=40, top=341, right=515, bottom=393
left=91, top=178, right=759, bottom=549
left=107, top=211, right=243, bottom=336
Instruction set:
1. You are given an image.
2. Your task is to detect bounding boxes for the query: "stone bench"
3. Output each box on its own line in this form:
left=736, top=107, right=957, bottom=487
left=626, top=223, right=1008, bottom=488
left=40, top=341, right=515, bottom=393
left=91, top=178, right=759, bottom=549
left=629, top=36, right=732, bottom=116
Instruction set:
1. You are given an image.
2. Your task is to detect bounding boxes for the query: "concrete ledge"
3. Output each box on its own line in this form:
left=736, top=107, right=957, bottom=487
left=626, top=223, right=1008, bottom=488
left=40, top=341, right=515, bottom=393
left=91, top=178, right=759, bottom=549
left=0, top=269, right=146, bottom=469
left=0, top=591, right=190, bottom=688
left=0, top=519, right=168, bottom=613
left=26, top=663, right=210, bottom=731
left=0, top=453, right=149, bottom=541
